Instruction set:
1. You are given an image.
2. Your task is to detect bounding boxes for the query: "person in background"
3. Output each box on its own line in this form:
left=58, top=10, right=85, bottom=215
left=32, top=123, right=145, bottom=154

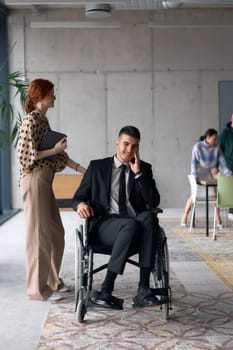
left=218, top=114, right=233, bottom=221
left=73, top=125, right=161, bottom=309
left=181, top=128, right=232, bottom=227
left=17, top=78, right=86, bottom=301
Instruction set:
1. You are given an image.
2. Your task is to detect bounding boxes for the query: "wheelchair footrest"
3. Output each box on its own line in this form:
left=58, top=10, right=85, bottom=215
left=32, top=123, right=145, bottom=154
left=152, top=287, right=171, bottom=306
left=90, top=290, right=124, bottom=310
left=151, top=287, right=168, bottom=296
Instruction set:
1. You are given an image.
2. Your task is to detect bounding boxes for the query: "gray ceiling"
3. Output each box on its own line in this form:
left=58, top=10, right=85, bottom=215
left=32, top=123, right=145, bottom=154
left=2, top=0, right=233, bottom=11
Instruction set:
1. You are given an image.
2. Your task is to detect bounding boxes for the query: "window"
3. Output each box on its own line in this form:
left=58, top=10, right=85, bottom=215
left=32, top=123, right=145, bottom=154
left=0, top=5, right=14, bottom=224
left=218, top=81, right=233, bottom=131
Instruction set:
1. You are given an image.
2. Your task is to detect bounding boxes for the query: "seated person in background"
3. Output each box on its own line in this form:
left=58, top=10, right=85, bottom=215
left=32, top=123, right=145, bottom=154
left=181, top=128, right=232, bottom=227
left=73, top=125, right=161, bottom=309
left=218, top=114, right=233, bottom=221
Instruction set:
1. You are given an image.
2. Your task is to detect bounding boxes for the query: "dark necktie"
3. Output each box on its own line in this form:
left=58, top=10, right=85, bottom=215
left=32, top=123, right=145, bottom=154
left=118, top=164, right=127, bottom=216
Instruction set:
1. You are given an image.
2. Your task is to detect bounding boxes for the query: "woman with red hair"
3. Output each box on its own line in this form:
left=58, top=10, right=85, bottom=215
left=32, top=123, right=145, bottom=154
left=18, top=78, right=85, bottom=301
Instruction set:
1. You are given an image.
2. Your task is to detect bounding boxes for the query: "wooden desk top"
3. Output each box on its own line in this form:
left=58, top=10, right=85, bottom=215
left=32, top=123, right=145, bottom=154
left=198, top=178, right=217, bottom=186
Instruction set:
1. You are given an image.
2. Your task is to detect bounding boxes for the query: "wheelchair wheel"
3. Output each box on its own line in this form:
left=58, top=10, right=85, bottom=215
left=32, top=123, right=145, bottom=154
left=77, top=300, right=86, bottom=323
left=160, top=240, right=169, bottom=321
left=152, top=228, right=170, bottom=321
left=75, top=227, right=88, bottom=309
left=75, top=228, right=82, bottom=309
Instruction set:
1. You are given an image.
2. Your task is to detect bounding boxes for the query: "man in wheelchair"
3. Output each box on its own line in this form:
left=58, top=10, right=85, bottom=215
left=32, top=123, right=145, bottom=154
left=73, top=125, right=161, bottom=310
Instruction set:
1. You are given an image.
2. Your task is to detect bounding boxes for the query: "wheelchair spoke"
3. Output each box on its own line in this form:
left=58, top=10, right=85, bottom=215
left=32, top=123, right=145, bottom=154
left=151, top=227, right=171, bottom=320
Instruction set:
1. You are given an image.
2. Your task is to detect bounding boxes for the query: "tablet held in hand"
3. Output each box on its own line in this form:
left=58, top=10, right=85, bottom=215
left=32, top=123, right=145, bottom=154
left=39, top=129, right=67, bottom=161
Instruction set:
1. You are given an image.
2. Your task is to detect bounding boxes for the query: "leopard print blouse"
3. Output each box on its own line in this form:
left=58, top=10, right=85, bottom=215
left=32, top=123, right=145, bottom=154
left=17, top=109, right=68, bottom=181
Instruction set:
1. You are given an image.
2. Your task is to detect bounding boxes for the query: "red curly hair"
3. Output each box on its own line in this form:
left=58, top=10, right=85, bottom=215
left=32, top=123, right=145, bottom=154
left=25, top=78, right=54, bottom=113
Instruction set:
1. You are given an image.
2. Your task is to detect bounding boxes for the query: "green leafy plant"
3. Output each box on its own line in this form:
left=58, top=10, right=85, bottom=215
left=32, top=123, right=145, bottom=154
left=0, top=71, right=28, bottom=149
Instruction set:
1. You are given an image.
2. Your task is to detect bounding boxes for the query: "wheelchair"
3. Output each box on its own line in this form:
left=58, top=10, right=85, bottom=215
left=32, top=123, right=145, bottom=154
left=74, top=209, right=172, bottom=323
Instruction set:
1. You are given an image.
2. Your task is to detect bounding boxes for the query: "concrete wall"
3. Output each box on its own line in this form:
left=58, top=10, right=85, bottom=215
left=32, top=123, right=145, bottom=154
left=8, top=8, right=233, bottom=209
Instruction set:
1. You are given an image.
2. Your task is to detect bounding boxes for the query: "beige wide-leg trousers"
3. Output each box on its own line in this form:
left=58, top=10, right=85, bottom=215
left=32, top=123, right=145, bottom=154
left=20, top=167, right=65, bottom=300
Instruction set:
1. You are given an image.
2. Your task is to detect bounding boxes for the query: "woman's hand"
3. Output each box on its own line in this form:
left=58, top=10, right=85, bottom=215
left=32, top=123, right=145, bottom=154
left=211, top=167, right=218, bottom=175
left=35, top=136, right=67, bottom=161
left=54, top=137, right=67, bottom=154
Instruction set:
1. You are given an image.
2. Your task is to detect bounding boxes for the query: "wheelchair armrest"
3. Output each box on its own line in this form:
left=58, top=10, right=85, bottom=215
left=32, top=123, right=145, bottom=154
left=76, top=217, right=89, bottom=247
left=152, top=207, right=163, bottom=215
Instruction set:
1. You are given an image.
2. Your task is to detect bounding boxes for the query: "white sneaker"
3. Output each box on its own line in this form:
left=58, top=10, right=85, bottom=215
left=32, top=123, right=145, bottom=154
left=58, top=285, right=71, bottom=293
left=180, top=222, right=187, bottom=227
left=48, top=292, right=64, bottom=301
left=228, top=213, right=233, bottom=221
left=217, top=224, right=224, bottom=229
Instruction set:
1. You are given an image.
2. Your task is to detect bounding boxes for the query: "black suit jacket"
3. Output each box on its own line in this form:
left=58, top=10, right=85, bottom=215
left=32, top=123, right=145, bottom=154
left=72, top=156, right=160, bottom=231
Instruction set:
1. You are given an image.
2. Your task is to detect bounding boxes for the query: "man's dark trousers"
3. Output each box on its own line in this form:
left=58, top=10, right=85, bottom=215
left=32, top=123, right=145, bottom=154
left=89, top=211, right=160, bottom=275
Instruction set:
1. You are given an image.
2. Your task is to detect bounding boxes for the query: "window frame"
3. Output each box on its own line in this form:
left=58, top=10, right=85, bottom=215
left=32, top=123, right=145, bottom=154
left=0, top=4, right=15, bottom=225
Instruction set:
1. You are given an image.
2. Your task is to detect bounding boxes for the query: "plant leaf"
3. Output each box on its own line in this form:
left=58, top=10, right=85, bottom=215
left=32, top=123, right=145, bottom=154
left=0, top=70, right=28, bottom=150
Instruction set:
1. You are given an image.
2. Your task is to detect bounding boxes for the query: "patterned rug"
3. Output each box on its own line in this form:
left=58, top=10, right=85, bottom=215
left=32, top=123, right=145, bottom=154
left=37, top=220, right=233, bottom=350
left=38, top=270, right=233, bottom=349
left=172, top=224, right=233, bottom=291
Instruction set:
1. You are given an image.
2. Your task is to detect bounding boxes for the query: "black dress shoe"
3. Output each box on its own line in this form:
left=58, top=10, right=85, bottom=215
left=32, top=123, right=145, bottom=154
left=91, top=290, right=124, bottom=310
left=132, top=287, right=160, bottom=308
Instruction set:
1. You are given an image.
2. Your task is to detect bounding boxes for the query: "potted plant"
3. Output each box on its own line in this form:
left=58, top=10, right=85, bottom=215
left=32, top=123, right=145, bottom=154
left=0, top=70, right=28, bottom=150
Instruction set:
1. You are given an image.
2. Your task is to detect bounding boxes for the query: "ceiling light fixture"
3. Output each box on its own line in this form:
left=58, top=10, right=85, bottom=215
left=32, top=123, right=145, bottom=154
left=5, top=0, right=124, bottom=4
left=149, top=21, right=233, bottom=27
left=30, top=20, right=120, bottom=28
left=85, top=4, right=112, bottom=18
left=162, top=0, right=183, bottom=9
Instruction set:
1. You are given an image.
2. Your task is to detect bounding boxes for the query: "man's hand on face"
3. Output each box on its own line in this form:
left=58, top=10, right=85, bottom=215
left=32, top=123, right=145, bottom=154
left=129, top=150, right=141, bottom=175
